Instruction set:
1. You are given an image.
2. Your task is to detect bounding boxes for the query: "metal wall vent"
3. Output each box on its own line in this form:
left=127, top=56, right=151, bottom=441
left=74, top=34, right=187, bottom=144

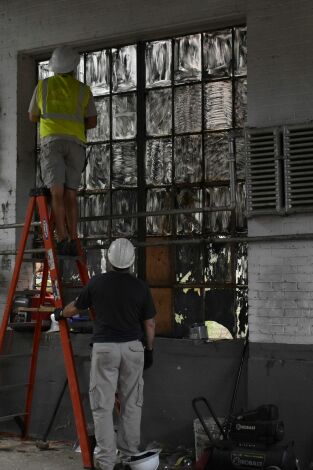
left=245, top=128, right=283, bottom=216
left=284, top=124, right=313, bottom=213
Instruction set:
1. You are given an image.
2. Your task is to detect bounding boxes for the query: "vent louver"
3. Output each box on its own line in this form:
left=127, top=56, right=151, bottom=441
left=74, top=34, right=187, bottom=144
left=245, top=128, right=283, bottom=216
left=284, top=124, right=313, bottom=213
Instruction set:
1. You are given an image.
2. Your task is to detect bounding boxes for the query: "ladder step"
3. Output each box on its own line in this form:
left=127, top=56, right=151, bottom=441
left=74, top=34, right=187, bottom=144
left=0, top=383, right=29, bottom=392
left=0, top=412, right=27, bottom=423
left=0, top=353, right=32, bottom=360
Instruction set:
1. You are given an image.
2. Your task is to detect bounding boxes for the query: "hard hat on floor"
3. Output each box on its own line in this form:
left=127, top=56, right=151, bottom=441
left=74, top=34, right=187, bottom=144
left=123, top=449, right=161, bottom=470
left=49, top=45, right=80, bottom=73
left=108, top=238, right=135, bottom=269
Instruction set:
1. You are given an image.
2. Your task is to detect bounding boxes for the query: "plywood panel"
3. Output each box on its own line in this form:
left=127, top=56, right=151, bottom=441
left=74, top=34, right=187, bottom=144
left=151, top=288, right=172, bottom=336
left=146, top=239, right=173, bottom=285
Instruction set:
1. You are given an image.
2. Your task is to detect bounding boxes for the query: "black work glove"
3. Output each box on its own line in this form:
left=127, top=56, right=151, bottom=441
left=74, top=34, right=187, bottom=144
left=144, top=348, right=153, bottom=370
left=54, top=308, right=64, bottom=321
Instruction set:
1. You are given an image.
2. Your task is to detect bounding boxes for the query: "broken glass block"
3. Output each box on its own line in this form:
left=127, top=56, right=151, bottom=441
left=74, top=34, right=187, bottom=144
left=204, top=81, right=232, bottom=130
left=204, top=288, right=235, bottom=338
left=236, top=243, right=248, bottom=285
left=146, top=188, right=172, bottom=235
left=204, top=132, right=230, bottom=181
left=87, top=97, right=110, bottom=142
left=235, top=287, right=248, bottom=337
left=146, top=89, right=172, bottom=136
left=174, top=135, right=202, bottom=183
left=112, top=190, right=137, bottom=236
left=204, top=187, right=231, bottom=233
left=145, top=138, right=172, bottom=185
left=203, top=30, right=232, bottom=79
left=235, top=78, right=247, bottom=128
left=176, top=244, right=203, bottom=283
left=86, top=50, right=110, bottom=96
left=176, top=188, right=202, bottom=235
left=112, top=45, right=137, bottom=92
left=86, top=244, right=108, bottom=276
left=146, top=40, right=172, bottom=88
left=86, top=144, right=110, bottom=189
left=112, top=93, right=136, bottom=139
left=173, top=288, right=203, bottom=338
left=234, top=27, right=247, bottom=76
left=174, top=34, right=201, bottom=83
left=112, top=141, right=137, bottom=188
left=174, top=84, right=202, bottom=133
left=204, top=243, right=232, bottom=283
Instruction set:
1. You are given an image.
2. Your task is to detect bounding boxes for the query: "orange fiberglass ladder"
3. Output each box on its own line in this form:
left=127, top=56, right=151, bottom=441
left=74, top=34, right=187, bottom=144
left=0, top=188, right=94, bottom=469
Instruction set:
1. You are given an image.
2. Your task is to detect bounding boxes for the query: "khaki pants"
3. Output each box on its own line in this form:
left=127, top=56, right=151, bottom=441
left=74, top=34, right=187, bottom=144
left=89, top=341, right=144, bottom=470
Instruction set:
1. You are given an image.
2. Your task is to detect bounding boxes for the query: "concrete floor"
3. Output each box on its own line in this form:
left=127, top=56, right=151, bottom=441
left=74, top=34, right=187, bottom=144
left=0, top=437, right=84, bottom=470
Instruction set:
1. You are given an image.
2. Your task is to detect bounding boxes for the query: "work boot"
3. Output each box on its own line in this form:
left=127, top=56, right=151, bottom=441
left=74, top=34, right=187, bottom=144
left=56, top=239, right=69, bottom=256
left=68, top=239, right=79, bottom=257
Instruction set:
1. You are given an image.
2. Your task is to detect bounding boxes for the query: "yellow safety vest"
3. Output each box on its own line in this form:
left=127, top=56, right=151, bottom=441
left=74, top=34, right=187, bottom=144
left=37, top=75, right=90, bottom=143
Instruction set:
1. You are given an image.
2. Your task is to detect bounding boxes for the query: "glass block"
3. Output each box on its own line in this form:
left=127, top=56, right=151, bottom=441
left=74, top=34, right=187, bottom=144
left=146, top=188, right=172, bottom=235
left=236, top=287, right=248, bottom=337
left=174, top=34, right=201, bottom=84
left=174, top=135, right=202, bottom=183
left=146, top=89, right=172, bottom=136
left=86, top=50, right=110, bottom=96
left=112, top=45, right=137, bottom=92
left=86, top=247, right=107, bottom=276
left=205, top=288, right=235, bottom=338
left=176, top=188, right=202, bottom=235
left=236, top=182, right=247, bottom=231
left=86, top=144, right=110, bottom=189
left=203, top=30, right=232, bottom=79
left=87, top=97, right=110, bottom=142
left=236, top=243, right=248, bottom=285
left=204, top=132, right=230, bottom=181
left=176, top=244, right=203, bottom=283
left=84, top=193, right=110, bottom=237
left=204, top=81, right=232, bottom=130
left=205, top=187, right=232, bottom=233
left=235, top=79, right=247, bottom=128
left=235, top=133, right=246, bottom=180
left=112, top=141, right=137, bottom=188
left=174, top=84, right=202, bottom=133
left=204, top=243, right=232, bottom=283
left=77, top=55, right=85, bottom=82
left=173, top=288, right=203, bottom=338
left=234, top=27, right=247, bottom=76
left=145, top=139, right=172, bottom=185
left=38, top=61, right=53, bottom=80
left=112, top=94, right=136, bottom=139
left=112, top=190, right=137, bottom=236
left=146, top=40, right=172, bottom=88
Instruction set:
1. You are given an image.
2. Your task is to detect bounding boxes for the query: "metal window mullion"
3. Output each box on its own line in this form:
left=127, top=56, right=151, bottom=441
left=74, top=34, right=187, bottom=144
left=137, top=42, right=146, bottom=280
left=171, top=38, right=176, bottom=237
left=109, top=48, right=113, bottom=241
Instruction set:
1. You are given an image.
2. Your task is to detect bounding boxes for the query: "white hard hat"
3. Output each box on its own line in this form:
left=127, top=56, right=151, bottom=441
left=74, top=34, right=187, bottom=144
left=49, top=46, right=80, bottom=73
left=124, top=449, right=161, bottom=470
left=107, top=238, right=135, bottom=269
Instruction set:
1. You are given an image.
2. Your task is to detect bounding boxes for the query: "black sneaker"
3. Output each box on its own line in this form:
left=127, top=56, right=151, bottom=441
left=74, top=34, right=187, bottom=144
left=68, top=239, right=79, bottom=257
left=56, top=239, right=69, bottom=256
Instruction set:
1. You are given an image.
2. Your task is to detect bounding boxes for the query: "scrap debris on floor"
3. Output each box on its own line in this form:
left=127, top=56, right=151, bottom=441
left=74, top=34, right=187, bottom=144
left=0, top=436, right=195, bottom=470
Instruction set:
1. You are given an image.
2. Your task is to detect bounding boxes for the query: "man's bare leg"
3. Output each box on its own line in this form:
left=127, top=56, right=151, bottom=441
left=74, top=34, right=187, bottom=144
left=50, top=185, right=67, bottom=241
left=64, top=188, right=78, bottom=240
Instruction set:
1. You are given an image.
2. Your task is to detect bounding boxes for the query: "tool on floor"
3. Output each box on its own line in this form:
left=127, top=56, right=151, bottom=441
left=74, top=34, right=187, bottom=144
left=36, top=378, right=68, bottom=450
left=0, top=187, right=94, bottom=469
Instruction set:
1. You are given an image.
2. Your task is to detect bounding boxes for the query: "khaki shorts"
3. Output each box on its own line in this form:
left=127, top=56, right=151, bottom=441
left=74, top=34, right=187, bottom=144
left=40, top=140, right=86, bottom=190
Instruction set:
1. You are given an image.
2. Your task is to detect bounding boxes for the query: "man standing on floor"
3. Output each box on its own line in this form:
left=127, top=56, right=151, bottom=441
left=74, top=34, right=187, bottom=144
left=28, top=45, right=97, bottom=256
left=54, top=238, right=156, bottom=470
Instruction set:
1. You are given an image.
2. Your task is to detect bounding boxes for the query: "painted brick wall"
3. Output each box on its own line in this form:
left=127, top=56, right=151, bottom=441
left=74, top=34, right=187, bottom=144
left=247, top=0, right=313, bottom=343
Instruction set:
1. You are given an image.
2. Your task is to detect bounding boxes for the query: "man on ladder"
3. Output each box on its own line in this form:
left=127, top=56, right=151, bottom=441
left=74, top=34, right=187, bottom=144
left=54, top=238, right=156, bottom=470
left=28, top=45, right=97, bottom=256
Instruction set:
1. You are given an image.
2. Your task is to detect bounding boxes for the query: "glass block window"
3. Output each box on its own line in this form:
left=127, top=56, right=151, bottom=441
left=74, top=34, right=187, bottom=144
left=36, top=25, right=247, bottom=340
